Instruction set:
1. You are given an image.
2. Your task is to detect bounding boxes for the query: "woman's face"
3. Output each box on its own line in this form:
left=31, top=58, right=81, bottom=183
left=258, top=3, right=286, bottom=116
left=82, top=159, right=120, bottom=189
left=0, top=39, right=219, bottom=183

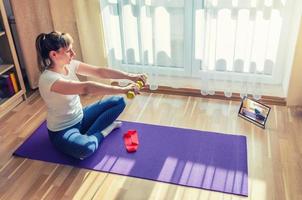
left=58, top=44, right=76, bottom=64
left=51, top=44, right=76, bottom=66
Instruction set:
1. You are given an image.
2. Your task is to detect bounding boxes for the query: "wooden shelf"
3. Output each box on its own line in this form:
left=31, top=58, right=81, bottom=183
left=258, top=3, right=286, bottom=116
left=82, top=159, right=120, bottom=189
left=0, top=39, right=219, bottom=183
left=0, top=90, right=24, bottom=118
left=0, top=0, right=26, bottom=118
left=0, top=97, right=6, bottom=104
left=0, top=90, right=24, bottom=106
left=0, top=64, right=14, bottom=75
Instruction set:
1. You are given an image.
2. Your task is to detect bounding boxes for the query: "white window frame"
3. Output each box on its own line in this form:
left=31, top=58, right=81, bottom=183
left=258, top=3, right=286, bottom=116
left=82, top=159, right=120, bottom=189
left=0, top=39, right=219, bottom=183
left=101, top=0, right=193, bottom=77
left=100, top=0, right=298, bottom=85
left=190, top=0, right=297, bottom=85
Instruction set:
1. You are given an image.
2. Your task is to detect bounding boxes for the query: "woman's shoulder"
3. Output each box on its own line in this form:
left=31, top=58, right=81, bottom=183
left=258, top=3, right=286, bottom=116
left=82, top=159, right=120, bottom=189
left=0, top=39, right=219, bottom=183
left=70, top=59, right=81, bottom=67
left=69, top=59, right=81, bottom=73
left=39, top=70, right=60, bottom=78
left=38, top=70, right=62, bottom=87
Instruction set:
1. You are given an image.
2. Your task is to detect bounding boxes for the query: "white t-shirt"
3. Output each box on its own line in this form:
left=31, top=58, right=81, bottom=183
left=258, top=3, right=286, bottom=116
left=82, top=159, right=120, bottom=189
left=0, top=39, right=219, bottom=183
left=38, top=60, right=83, bottom=131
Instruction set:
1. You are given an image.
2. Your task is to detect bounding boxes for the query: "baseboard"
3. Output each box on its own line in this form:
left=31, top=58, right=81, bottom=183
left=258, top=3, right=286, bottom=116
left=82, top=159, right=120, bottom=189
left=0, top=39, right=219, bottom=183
left=111, top=81, right=286, bottom=106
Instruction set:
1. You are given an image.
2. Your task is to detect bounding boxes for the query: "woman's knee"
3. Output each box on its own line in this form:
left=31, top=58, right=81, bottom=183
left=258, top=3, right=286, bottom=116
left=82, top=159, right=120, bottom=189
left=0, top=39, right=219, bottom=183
left=72, top=135, right=100, bottom=159
left=53, top=129, right=100, bottom=160
left=76, top=142, right=98, bottom=160
left=118, top=96, right=126, bottom=109
left=107, top=96, right=126, bottom=109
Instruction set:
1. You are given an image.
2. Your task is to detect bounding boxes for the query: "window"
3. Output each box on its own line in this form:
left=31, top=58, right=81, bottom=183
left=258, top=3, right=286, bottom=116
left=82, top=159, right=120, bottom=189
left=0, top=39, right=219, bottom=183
left=100, top=0, right=297, bottom=85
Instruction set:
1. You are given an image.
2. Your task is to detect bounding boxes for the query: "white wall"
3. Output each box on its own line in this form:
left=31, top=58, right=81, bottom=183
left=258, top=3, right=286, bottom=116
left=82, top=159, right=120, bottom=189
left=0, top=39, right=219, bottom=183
left=287, top=17, right=302, bottom=106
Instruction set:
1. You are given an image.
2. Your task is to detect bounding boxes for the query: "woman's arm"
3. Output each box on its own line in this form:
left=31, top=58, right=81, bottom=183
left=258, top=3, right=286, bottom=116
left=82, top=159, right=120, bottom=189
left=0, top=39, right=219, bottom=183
left=76, top=62, right=147, bottom=84
left=50, top=79, right=139, bottom=96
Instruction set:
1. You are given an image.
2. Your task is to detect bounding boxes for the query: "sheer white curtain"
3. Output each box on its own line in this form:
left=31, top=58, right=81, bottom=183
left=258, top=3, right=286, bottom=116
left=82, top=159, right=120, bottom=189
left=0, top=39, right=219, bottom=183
left=196, top=0, right=287, bottom=99
left=100, top=0, right=296, bottom=99
left=100, top=0, right=187, bottom=90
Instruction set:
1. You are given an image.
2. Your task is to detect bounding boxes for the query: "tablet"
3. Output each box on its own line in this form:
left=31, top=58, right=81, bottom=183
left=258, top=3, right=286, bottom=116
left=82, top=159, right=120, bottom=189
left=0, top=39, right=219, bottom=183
left=238, top=97, right=271, bottom=128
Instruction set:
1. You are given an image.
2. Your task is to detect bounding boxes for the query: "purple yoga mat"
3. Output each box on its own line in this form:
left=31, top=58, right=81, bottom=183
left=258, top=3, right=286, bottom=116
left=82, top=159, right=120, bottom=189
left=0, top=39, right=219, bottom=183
left=14, top=121, right=248, bottom=196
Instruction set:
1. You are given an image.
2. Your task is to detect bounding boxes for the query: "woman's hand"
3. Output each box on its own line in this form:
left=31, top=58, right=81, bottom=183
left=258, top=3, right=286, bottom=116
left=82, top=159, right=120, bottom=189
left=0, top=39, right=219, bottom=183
left=123, top=82, right=140, bottom=95
left=128, top=73, right=148, bottom=86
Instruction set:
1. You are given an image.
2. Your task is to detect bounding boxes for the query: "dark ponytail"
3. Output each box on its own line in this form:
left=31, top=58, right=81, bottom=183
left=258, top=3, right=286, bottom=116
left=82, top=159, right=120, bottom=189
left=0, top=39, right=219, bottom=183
left=35, top=31, right=73, bottom=72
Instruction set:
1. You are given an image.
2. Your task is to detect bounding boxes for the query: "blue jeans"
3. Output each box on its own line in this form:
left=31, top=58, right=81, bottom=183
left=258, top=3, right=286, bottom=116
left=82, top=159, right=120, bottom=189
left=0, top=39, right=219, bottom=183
left=48, top=96, right=126, bottom=160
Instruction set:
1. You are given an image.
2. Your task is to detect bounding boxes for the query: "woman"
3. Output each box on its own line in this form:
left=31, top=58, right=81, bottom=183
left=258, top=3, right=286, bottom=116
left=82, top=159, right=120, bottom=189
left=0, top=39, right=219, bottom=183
left=36, top=31, right=146, bottom=160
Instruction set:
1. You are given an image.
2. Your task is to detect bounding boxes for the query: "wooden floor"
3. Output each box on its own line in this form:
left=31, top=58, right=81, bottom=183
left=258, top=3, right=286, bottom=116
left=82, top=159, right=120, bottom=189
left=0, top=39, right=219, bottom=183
left=0, top=91, right=302, bottom=200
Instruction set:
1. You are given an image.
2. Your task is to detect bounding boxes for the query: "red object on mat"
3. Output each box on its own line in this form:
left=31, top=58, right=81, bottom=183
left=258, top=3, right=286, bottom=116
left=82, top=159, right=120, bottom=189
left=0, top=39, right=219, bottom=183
left=124, top=130, right=139, bottom=152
